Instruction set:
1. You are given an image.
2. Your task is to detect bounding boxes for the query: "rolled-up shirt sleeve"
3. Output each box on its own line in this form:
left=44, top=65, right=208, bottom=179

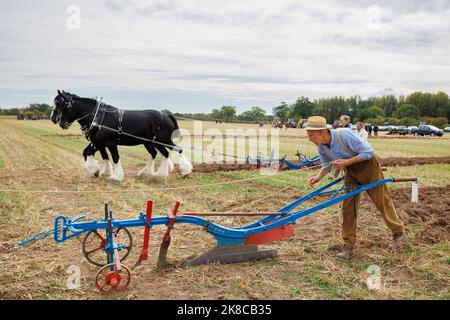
left=344, top=130, right=375, bottom=160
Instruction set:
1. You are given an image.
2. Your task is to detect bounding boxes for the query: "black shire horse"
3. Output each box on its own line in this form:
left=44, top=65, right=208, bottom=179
left=50, top=90, right=192, bottom=181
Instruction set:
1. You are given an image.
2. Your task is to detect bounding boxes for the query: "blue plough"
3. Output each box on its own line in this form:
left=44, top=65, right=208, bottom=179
left=19, top=176, right=417, bottom=293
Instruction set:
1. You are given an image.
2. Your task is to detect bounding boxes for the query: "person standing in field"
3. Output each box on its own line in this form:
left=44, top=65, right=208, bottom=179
left=356, top=122, right=368, bottom=142
left=339, top=115, right=351, bottom=128
left=367, top=124, right=373, bottom=136
left=305, top=116, right=406, bottom=260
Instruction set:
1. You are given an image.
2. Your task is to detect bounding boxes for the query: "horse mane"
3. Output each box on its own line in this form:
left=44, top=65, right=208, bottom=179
left=64, top=92, right=97, bottom=105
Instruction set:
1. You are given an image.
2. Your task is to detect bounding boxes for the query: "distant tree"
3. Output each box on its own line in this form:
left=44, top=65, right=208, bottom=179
left=221, top=106, right=236, bottom=122
left=369, top=95, right=398, bottom=117
left=29, top=103, right=52, bottom=115
left=406, top=92, right=432, bottom=117
left=238, top=107, right=266, bottom=123
left=211, top=108, right=222, bottom=120
left=365, top=117, right=384, bottom=126
left=9, top=108, right=21, bottom=115
left=398, top=117, right=418, bottom=126
left=420, top=116, right=449, bottom=128
left=249, top=107, right=266, bottom=122
left=290, top=96, right=315, bottom=120
left=272, top=102, right=289, bottom=121
left=384, top=117, right=400, bottom=125
left=359, top=106, right=384, bottom=120
left=393, top=104, right=420, bottom=119
left=314, top=96, right=347, bottom=123
left=432, top=91, right=450, bottom=118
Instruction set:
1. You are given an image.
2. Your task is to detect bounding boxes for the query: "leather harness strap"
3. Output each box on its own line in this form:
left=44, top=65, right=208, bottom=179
left=321, top=130, right=358, bottom=174
left=335, top=130, right=357, bottom=156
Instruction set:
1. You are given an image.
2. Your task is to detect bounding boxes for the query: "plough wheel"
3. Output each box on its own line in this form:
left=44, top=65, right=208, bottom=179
left=81, top=228, right=133, bottom=267
left=95, top=263, right=131, bottom=293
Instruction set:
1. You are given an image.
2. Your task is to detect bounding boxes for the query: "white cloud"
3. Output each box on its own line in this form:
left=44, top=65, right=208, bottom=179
left=0, top=0, right=449, bottom=111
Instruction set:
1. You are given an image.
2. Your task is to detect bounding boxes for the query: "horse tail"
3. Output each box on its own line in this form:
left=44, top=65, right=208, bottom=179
left=167, top=114, right=180, bottom=138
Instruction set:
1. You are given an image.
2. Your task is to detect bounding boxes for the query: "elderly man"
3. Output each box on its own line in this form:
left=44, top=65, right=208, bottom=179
left=339, top=115, right=351, bottom=128
left=306, top=116, right=405, bottom=260
left=356, top=122, right=368, bottom=142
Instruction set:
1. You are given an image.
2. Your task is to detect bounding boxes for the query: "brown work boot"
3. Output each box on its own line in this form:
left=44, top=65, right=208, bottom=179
left=336, top=245, right=354, bottom=261
left=388, top=233, right=406, bottom=251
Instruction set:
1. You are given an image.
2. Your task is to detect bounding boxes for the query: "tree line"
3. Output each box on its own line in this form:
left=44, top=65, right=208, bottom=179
left=2, top=91, right=449, bottom=127
left=273, top=91, right=450, bottom=127
left=173, top=91, right=450, bottom=128
left=0, top=104, right=53, bottom=118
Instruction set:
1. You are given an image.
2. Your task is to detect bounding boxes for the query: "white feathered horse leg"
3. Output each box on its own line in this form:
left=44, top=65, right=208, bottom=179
left=100, top=159, right=113, bottom=177
left=154, top=157, right=170, bottom=178
left=178, top=153, right=192, bottom=176
left=110, top=159, right=125, bottom=181
left=138, top=157, right=155, bottom=176
left=168, top=157, right=174, bottom=173
left=85, top=155, right=100, bottom=177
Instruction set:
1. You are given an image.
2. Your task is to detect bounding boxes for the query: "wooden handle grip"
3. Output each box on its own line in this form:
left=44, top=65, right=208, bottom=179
left=393, top=177, right=418, bottom=182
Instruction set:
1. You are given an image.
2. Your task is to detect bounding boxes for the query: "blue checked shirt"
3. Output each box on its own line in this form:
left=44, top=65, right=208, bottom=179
left=318, top=128, right=375, bottom=171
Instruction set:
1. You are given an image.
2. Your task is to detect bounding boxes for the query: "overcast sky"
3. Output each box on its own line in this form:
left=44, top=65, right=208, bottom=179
left=1, top=0, right=449, bottom=113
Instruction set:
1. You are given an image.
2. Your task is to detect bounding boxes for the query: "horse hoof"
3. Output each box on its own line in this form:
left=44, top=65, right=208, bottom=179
left=94, top=170, right=100, bottom=177
left=138, top=169, right=153, bottom=177
left=109, top=175, right=124, bottom=182
left=154, top=172, right=169, bottom=178
left=180, top=167, right=192, bottom=177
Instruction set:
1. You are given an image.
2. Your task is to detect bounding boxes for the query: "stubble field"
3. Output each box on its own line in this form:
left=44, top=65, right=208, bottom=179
left=0, top=116, right=449, bottom=300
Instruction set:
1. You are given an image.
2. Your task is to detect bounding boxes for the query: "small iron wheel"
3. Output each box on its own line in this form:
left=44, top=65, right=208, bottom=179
left=81, top=227, right=133, bottom=267
left=95, top=263, right=131, bottom=293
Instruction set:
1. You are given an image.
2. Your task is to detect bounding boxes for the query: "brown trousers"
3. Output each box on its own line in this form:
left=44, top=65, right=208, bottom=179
left=341, top=155, right=404, bottom=246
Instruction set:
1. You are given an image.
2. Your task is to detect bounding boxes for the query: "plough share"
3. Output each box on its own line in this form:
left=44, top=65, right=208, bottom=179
left=19, top=176, right=417, bottom=293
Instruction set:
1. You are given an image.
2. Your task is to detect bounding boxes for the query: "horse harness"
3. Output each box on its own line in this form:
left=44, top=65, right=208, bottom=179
left=83, top=101, right=166, bottom=146
left=82, top=100, right=126, bottom=143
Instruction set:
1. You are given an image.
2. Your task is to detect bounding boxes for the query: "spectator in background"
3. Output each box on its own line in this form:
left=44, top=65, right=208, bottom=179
left=339, top=115, right=351, bottom=128
left=374, top=125, right=379, bottom=136
left=356, top=122, right=368, bottom=142
left=367, top=124, right=373, bottom=136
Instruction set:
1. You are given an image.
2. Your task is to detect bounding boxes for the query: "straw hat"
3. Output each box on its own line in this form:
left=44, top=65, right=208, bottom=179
left=306, top=116, right=328, bottom=131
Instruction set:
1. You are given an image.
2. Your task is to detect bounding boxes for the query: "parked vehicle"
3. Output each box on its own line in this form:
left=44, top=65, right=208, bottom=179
left=388, top=125, right=409, bottom=135
left=397, top=126, right=409, bottom=135
left=407, top=126, right=418, bottom=133
left=410, top=125, right=444, bottom=137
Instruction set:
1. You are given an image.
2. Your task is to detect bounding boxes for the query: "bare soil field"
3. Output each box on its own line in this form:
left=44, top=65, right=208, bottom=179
left=190, top=156, right=450, bottom=173
left=0, top=118, right=449, bottom=300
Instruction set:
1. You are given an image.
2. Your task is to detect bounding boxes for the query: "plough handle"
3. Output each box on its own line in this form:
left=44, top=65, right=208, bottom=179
left=393, top=177, right=418, bottom=182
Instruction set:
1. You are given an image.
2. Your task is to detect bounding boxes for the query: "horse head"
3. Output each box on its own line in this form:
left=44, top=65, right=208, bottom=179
left=51, top=90, right=76, bottom=129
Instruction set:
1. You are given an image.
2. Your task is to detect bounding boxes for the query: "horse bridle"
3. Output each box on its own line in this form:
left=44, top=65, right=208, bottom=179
left=52, top=95, right=96, bottom=126
left=51, top=95, right=73, bottom=123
